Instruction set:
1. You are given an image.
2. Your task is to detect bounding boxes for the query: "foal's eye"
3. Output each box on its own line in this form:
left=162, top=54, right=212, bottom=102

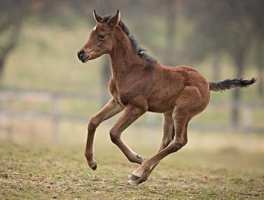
left=98, top=34, right=106, bottom=40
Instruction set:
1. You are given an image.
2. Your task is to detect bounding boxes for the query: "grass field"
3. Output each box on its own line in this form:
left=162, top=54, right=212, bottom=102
left=1, top=126, right=264, bottom=200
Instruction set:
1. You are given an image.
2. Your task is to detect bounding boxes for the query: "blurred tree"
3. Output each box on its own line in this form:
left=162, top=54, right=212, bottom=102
left=249, top=1, right=264, bottom=96
left=164, top=0, right=177, bottom=66
left=182, top=0, right=263, bottom=128
left=0, top=0, right=92, bottom=85
left=0, top=0, right=27, bottom=84
left=255, top=40, right=264, bottom=96
left=0, top=0, right=51, bottom=84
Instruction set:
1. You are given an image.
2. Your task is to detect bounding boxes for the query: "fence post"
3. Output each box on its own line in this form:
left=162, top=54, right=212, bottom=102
left=243, top=104, right=252, bottom=151
left=53, top=94, right=61, bottom=143
left=243, top=104, right=252, bottom=131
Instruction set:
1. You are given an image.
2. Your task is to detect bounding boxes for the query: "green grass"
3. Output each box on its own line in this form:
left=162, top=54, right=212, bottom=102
left=0, top=137, right=264, bottom=200
left=1, top=124, right=264, bottom=199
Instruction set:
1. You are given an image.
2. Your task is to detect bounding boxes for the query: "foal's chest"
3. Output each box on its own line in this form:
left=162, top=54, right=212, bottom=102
left=108, top=78, right=130, bottom=107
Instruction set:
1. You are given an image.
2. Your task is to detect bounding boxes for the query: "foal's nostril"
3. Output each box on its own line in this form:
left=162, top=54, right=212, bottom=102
left=80, top=50, right=85, bottom=55
left=78, top=50, right=85, bottom=59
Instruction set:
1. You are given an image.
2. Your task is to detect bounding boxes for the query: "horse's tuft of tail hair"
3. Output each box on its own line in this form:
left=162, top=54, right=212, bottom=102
left=209, top=78, right=257, bottom=92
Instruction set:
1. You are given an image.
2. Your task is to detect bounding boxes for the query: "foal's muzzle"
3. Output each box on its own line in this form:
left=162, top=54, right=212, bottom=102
left=77, top=50, right=90, bottom=63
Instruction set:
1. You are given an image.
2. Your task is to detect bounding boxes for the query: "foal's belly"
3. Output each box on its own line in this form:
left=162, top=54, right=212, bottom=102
left=147, top=96, right=176, bottom=113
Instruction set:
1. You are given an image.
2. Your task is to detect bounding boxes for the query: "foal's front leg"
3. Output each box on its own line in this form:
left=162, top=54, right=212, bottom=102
left=109, top=104, right=146, bottom=164
left=85, top=98, right=123, bottom=170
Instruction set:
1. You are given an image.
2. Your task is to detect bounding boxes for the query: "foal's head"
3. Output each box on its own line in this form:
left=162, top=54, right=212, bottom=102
left=77, top=10, right=121, bottom=63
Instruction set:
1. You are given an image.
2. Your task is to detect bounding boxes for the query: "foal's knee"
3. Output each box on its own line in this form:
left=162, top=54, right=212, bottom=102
left=88, top=116, right=99, bottom=132
left=109, top=129, right=120, bottom=144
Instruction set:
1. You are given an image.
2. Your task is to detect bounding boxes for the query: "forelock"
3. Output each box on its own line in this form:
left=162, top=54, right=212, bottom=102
left=100, top=15, right=111, bottom=23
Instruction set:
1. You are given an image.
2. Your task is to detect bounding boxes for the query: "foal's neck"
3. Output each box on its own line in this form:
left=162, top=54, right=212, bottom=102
left=109, top=29, right=143, bottom=79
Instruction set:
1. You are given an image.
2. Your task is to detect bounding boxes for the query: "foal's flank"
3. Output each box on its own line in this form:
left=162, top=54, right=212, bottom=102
left=77, top=10, right=256, bottom=185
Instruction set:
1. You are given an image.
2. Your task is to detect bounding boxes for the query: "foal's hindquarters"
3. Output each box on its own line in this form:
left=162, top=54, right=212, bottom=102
left=128, top=66, right=210, bottom=184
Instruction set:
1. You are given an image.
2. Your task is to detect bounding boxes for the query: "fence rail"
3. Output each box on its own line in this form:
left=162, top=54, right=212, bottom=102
left=0, top=88, right=263, bottom=143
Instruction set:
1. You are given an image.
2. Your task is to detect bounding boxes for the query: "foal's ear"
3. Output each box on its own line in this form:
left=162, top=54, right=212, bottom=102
left=108, top=10, right=121, bottom=28
left=93, top=10, right=103, bottom=23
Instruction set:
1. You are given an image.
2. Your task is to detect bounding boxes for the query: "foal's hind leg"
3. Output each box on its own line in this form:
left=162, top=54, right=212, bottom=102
left=159, top=111, right=175, bottom=151
left=129, top=111, right=174, bottom=183
left=129, top=107, right=190, bottom=184
left=85, top=98, right=123, bottom=170
left=128, top=86, right=209, bottom=184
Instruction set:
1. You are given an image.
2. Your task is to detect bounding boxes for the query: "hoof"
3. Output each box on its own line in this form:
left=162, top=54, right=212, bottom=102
left=129, top=174, right=140, bottom=181
left=127, top=179, right=137, bottom=185
left=127, top=173, right=146, bottom=185
left=88, top=161, right=97, bottom=171
left=91, top=164, right=97, bottom=171
left=127, top=178, right=145, bottom=185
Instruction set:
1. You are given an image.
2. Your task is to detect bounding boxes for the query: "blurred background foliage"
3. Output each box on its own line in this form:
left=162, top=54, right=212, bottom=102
left=0, top=0, right=263, bottom=142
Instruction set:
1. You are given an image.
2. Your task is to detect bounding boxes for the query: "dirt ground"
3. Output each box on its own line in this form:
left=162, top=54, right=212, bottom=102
left=0, top=135, right=263, bottom=200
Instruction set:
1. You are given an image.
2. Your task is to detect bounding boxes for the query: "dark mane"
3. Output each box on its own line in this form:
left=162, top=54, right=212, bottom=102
left=99, top=16, right=157, bottom=63
left=118, top=20, right=157, bottom=63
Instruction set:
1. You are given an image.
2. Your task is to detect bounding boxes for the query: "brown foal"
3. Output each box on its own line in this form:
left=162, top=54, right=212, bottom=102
left=77, top=10, right=256, bottom=184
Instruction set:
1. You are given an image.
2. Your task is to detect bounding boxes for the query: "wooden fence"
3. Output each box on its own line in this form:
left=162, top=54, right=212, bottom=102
left=0, top=88, right=263, bottom=143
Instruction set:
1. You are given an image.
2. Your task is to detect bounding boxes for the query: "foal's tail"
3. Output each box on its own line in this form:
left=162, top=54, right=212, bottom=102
left=209, top=78, right=257, bottom=92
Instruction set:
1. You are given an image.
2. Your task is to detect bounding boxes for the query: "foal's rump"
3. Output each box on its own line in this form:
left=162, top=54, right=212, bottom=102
left=170, top=65, right=256, bottom=94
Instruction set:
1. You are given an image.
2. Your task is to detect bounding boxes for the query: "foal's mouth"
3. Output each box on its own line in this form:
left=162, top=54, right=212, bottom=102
left=77, top=50, right=90, bottom=63
left=79, top=55, right=90, bottom=63
left=78, top=54, right=90, bottom=63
